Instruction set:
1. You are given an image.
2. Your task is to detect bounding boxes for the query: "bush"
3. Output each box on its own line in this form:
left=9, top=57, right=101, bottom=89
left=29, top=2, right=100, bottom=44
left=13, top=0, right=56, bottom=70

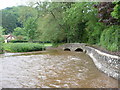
left=9, top=40, right=51, bottom=43
left=0, top=30, right=4, bottom=54
left=9, top=40, right=28, bottom=43
left=100, top=25, right=120, bottom=51
left=0, top=39, right=4, bottom=54
left=4, top=43, right=45, bottom=52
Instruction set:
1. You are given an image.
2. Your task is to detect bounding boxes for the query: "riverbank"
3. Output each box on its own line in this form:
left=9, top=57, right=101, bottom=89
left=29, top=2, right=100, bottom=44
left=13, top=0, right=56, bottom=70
left=3, top=43, right=52, bottom=53
left=86, top=46, right=119, bottom=80
left=2, top=43, right=119, bottom=57
left=88, top=45, right=120, bottom=57
left=1, top=42, right=119, bottom=80
left=1, top=50, right=118, bottom=88
left=56, top=43, right=119, bottom=80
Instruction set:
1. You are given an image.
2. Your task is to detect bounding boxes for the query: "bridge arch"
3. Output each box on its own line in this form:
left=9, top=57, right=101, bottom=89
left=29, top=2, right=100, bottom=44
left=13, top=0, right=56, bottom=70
left=64, top=48, right=71, bottom=51
left=75, top=48, right=83, bottom=52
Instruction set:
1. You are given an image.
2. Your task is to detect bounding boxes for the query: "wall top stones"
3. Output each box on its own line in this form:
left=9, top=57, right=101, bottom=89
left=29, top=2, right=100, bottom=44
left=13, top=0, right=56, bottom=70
left=86, top=46, right=120, bottom=59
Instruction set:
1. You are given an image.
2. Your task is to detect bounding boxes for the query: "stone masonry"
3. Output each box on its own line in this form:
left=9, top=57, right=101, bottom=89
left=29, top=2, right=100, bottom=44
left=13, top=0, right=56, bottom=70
left=59, top=43, right=120, bottom=80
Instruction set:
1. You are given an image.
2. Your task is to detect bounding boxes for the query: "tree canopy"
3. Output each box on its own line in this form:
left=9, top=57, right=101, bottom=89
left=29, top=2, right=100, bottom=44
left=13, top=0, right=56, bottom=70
left=0, top=1, right=120, bottom=51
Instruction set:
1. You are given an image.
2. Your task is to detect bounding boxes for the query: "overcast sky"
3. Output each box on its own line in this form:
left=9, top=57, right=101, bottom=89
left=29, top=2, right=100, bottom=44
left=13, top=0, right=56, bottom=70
left=0, top=0, right=115, bottom=10
left=0, top=0, right=27, bottom=10
left=0, top=0, right=46, bottom=10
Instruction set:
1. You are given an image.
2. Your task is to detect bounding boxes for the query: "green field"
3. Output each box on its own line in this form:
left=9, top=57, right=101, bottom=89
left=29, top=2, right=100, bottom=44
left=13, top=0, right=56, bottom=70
left=4, top=43, right=52, bottom=52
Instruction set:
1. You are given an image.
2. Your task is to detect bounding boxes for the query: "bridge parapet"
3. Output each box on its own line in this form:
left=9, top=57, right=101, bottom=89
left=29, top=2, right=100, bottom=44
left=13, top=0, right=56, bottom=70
left=60, top=43, right=86, bottom=52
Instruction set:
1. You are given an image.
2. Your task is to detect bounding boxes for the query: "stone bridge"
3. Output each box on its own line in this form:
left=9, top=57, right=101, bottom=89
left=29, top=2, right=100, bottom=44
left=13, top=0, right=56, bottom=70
left=59, top=43, right=86, bottom=52
left=58, top=43, right=120, bottom=80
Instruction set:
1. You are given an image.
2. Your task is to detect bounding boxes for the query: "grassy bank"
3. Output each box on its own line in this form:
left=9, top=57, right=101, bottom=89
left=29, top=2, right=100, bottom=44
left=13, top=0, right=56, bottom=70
left=0, top=38, right=4, bottom=54
left=0, top=44, right=3, bottom=54
left=4, top=43, right=52, bottom=52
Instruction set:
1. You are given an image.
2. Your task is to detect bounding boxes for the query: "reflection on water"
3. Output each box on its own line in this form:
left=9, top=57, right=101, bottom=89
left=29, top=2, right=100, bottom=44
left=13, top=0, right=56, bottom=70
left=1, top=50, right=118, bottom=88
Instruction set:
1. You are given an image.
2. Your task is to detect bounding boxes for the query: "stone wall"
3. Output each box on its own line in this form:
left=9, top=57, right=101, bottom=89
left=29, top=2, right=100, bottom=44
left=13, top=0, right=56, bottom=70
left=59, top=43, right=120, bottom=80
left=85, top=46, right=119, bottom=80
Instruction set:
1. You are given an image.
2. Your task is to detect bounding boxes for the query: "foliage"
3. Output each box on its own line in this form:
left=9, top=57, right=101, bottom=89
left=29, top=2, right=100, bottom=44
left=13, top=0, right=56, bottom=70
left=94, top=2, right=119, bottom=25
left=18, top=6, right=38, bottom=23
left=1, top=7, right=23, bottom=34
left=13, top=27, right=27, bottom=40
left=111, top=1, right=120, bottom=22
left=1, top=2, right=120, bottom=52
left=4, top=43, right=45, bottom=52
left=0, top=26, right=5, bottom=35
left=100, top=26, right=120, bottom=51
left=63, top=3, right=87, bottom=43
left=9, top=40, right=28, bottom=43
left=86, top=22, right=106, bottom=44
left=1, top=6, right=37, bottom=35
left=24, top=17, right=38, bottom=41
left=35, top=2, right=120, bottom=51
left=36, top=2, right=68, bottom=43
left=13, top=27, right=26, bottom=36
left=63, top=2, right=102, bottom=43
left=0, top=29, right=4, bottom=53
left=37, top=14, right=66, bottom=43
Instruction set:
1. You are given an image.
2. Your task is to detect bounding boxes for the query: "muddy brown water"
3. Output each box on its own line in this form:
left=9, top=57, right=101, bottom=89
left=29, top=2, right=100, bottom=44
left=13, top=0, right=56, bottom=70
left=0, top=50, right=118, bottom=88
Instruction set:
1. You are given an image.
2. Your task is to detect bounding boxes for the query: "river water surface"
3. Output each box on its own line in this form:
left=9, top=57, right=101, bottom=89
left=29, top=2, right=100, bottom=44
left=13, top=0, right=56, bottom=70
left=0, top=50, right=118, bottom=88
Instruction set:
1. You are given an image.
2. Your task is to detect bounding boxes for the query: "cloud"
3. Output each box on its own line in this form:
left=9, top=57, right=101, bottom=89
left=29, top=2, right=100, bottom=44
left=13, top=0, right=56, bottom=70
left=0, top=0, right=27, bottom=10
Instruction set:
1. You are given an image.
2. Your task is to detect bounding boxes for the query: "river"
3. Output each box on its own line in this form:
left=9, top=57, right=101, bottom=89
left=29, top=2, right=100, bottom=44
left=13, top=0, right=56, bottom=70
left=0, top=50, right=118, bottom=88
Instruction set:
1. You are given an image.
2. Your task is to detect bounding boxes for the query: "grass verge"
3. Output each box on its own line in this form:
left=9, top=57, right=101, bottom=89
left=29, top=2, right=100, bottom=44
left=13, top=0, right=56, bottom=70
left=4, top=43, right=52, bottom=52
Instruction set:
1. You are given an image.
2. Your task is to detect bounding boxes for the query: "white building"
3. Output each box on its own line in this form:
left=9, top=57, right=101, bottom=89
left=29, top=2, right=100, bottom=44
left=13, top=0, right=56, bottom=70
left=3, top=34, right=15, bottom=43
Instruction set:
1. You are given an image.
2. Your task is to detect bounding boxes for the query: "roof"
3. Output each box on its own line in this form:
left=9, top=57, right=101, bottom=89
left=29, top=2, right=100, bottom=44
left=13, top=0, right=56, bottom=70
left=2, top=35, right=15, bottom=39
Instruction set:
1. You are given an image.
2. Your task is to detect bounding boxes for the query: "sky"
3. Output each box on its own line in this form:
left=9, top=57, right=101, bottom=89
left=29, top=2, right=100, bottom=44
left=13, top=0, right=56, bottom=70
left=0, top=0, right=54, bottom=10
left=0, top=0, right=116, bottom=10
left=0, top=0, right=44, bottom=10
left=0, top=0, right=26, bottom=10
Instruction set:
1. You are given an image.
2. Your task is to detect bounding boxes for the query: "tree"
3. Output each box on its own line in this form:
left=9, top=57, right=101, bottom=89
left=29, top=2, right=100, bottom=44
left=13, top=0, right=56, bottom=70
left=2, top=11, right=18, bottom=34
left=13, top=27, right=27, bottom=40
left=0, top=27, right=4, bottom=53
left=18, top=6, right=38, bottom=24
left=111, top=1, right=120, bottom=23
left=94, top=2, right=120, bottom=25
left=37, top=14, right=66, bottom=43
left=24, top=17, right=38, bottom=41
left=100, top=25, right=120, bottom=51
left=13, top=27, right=26, bottom=36
left=35, top=2, right=72, bottom=43
left=1, top=7, right=23, bottom=34
left=63, top=2, right=102, bottom=43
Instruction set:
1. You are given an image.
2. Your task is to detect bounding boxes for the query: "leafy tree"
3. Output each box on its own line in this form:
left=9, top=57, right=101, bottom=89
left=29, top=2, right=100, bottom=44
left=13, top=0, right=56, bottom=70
left=63, top=2, right=102, bottom=43
left=63, top=3, right=87, bottom=43
left=1, top=1, right=119, bottom=52
left=18, top=6, right=38, bottom=24
left=2, top=11, right=18, bottom=34
left=0, top=27, right=4, bottom=53
left=24, top=17, right=38, bottom=41
left=1, top=6, right=24, bottom=34
left=16, top=6, right=39, bottom=41
left=0, top=26, right=5, bottom=35
left=36, top=2, right=71, bottom=43
left=13, top=27, right=26, bottom=36
left=94, top=2, right=120, bottom=25
left=37, top=14, right=66, bottom=43
left=111, top=1, right=120, bottom=23
left=13, top=27, right=27, bottom=40
left=100, top=25, right=120, bottom=51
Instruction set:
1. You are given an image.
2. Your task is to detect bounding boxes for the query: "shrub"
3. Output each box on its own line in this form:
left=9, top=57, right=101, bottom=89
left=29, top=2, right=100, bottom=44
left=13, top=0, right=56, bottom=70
left=9, top=40, right=28, bottom=43
left=100, top=25, right=120, bottom=51
left=4, top=43, right=45, bottom=52
left=0, top=38, right=4, bottom=54
left=0, top=29, right=4, bottom=54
